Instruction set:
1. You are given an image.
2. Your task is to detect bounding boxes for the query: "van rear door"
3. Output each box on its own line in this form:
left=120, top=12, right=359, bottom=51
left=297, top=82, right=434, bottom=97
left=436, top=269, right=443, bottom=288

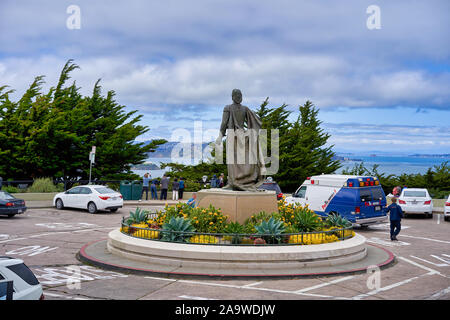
left=358, top=187, right=386, bottom=218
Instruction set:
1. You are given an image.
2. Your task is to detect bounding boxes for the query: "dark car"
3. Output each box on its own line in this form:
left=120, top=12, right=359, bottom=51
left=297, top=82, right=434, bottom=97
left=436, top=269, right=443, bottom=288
left=0, top=191, right=27, bottom=218
left=258, top=180, right=283, bottom=200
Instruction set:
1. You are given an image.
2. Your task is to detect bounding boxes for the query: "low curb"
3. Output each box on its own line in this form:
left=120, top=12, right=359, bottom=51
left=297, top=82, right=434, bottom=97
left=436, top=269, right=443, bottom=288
left=77, top=238, right=395, bottom=280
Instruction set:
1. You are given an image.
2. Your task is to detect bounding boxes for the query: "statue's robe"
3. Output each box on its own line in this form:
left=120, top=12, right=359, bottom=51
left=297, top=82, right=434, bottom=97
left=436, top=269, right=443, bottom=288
left=219, top=103, right=266, bottom=191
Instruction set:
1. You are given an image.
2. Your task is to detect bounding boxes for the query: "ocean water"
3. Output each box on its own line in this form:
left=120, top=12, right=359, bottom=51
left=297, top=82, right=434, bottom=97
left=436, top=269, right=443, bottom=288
left=336, top=156, right=450, bottom=176
left=132, top=156, right=450, bottom=178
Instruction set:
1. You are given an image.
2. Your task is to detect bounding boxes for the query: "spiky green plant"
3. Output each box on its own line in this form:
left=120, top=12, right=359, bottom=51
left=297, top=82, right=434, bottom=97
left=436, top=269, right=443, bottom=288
left=254, top=217, right=286, bottom=244
left=293, top=210, right=323, bottom=232
left=126, top=207, right=149, bottom=224
left=224, top=221, right=245, bottom=244
left=161, top=217, right=196, bottom=242
left=325, top=213, right=352, bottom=228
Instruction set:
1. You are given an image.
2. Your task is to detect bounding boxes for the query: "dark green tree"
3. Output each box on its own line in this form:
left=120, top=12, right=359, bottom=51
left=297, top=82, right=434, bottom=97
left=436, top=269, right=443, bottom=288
left=276, top=100, right=341, bottom=191
left=0, top=60, right=166, bottom=181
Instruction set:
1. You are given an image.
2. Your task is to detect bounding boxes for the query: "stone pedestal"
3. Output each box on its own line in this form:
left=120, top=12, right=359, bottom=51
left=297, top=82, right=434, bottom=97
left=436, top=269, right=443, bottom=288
left=196, top=189, right=278, bottom=224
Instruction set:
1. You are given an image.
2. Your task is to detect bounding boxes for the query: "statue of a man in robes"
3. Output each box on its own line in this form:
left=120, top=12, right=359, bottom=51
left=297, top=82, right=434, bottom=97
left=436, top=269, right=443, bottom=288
left=215, top=89, right=266, bottom=191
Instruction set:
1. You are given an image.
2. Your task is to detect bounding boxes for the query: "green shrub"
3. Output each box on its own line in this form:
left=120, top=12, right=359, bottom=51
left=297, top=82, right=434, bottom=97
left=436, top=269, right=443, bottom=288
left=27, top=178, right=61, bottom=193
left=3, top=185, right=19, bottom=193
left=161, top=217, right=195, bottom=242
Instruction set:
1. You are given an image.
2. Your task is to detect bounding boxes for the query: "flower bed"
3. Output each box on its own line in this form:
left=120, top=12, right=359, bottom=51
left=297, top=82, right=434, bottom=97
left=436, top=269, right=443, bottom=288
left=120, top=198, right=356, bottom=246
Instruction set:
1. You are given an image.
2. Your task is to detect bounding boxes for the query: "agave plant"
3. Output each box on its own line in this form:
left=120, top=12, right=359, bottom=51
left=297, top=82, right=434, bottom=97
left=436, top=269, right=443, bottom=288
left=326, top=213, right=352, bottom=228
left=224, top=221, right=245, bottom=244
left=255, top=217, right=286, bottom=244
left=293, top=210, right=323, bottom=232
left=161, top=217, right=196, bottom=242
left=126, top=207, right=149, bottom=225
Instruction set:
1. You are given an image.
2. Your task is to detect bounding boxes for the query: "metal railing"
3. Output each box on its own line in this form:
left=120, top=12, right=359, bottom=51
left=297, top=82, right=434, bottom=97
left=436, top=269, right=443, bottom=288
left=120, top=218, right=355, bottom=246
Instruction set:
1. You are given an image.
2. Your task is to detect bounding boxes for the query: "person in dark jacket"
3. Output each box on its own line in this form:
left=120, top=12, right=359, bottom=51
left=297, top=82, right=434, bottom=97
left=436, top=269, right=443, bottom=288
left=0, top=176, right=3, bottom=191
left=160, top=175, right=169, bottom=200
left=386, top=197, right=404, bottom=241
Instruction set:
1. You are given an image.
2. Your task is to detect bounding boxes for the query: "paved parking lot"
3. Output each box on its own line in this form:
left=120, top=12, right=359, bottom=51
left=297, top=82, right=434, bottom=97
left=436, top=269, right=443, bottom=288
left=1, top=206, right=449, bottom=300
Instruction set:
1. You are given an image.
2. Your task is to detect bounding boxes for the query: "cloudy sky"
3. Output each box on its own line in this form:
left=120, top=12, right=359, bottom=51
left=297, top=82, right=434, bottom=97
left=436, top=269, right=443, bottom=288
left=1, top=0, right=449, bottom=154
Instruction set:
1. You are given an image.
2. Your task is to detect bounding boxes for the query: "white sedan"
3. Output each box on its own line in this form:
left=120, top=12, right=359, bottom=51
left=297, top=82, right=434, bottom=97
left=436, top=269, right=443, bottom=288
left=0, top=257, right=44, bottom=300
left=53, top=185, right=123, bottom=214
left=398, top=188, right=433, bottom=218
left=444, top=195, right=450, bottom=222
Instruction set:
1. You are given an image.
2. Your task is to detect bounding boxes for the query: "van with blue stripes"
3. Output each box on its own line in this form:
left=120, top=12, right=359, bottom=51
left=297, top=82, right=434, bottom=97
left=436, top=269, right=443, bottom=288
left=285, top=174, right=388, bottom=227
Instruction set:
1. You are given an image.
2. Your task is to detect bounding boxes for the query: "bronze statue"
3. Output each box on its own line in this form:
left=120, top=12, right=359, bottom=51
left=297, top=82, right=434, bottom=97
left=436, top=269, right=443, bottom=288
left=215, top=89, right=266, bottom=191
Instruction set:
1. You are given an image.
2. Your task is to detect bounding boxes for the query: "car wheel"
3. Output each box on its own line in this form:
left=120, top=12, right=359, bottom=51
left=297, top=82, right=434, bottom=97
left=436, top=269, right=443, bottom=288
left=7, top=214, right=15, bottom=218
left=87, top=202, right=97, bottom=214
left=427, top=213, right=433, bottom=219
left=445, top=216, right=449, bottom=222
left=55, top=198, right=64, bottom=210
left=110, top=208, right=119, bottom=213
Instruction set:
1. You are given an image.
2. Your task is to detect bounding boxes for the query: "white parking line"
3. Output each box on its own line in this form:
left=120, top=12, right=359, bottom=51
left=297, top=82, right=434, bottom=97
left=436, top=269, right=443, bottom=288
left=372, top=232, right=450, bottom=244
left=399, top=256, right=441, bottom=275
left=144, top=276, right=350, bottom=299
left=352, top=275, right=422, bottom=300
left=426, top=286, right=450, bottom=300
left=179, top=295, right=217, bottom=300
left=44, top=292, right=88, bottom=300
left=294, top=276, right=354, bottom=293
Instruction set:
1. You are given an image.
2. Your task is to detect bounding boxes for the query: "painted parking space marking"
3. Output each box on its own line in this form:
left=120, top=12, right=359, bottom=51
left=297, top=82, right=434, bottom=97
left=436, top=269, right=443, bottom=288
left=35, top=222, right=99, bottom=230
left=426, top=286, right=450, bottom=300
left=145, top=276, right=351, bottom=300
left=179, top=295, right=217, bottom=300
left=294, top=276, right=354, bottom=293
left=6, top=245, right=58, bottom=257
left=372, top=232, right=450, bottom=244
left=410, top=254, right=450, bottom=267
left=33, top=265, right=128, bottom=286
left=368, top=223, right=410, bottom=231
left=0, top=227, right=116, bottom=244
left=366, top=237, right=410, bottom=247
left=44, top=291, right=88, bottom=300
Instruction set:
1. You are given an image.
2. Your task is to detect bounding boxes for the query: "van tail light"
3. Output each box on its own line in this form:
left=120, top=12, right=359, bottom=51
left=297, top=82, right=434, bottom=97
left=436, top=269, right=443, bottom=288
left=355, top=207, right=360, bottom=214
left=6, top=202, right=14, bottom=207
left=446, top=202, right=450, bottom=206
left=40, top=293, right=45, bottom=300
left=99, top=196, right=110, bottom=200
left=424, top=200, right=431, bottom=205
left=119, top=195, right=123, bottom=199
left=311, top=180, right=315, bottom=184
left=399, top=200, right=406, bottom=204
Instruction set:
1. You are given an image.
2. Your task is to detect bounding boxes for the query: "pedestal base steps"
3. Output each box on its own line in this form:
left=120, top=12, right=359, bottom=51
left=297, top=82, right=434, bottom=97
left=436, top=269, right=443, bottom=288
left=196, top=189, right=278, bottom=224
left=76, top=229, right=393, bottom=278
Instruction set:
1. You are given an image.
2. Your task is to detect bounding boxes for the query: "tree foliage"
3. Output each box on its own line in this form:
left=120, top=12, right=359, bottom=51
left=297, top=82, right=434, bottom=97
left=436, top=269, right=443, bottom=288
left=0, top=60, right=166, bottom=181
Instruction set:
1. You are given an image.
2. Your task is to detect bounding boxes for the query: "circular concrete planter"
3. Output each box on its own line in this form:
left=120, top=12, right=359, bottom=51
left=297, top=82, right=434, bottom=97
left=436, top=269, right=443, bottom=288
left=107, top=229, right=367, bottom=271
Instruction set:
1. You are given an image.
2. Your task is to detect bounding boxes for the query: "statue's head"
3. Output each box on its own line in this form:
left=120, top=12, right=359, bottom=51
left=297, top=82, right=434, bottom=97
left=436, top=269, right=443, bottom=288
left=232, top=89, right=242, bottom=104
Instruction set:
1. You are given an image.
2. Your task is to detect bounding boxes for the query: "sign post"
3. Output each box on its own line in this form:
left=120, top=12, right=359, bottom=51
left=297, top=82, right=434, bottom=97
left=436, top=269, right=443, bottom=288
left=89, top=146, right=96, bottom=184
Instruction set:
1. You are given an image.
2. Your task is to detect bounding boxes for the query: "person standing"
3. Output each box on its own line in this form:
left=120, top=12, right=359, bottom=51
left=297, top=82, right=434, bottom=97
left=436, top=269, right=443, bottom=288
left=211, top=174, right=217, bottom=188
left=172, top=178, right=179, bottom=201
left=218, top=173, right=225, bottom=188
left=139, top=173, right=150, bottom=202
left=178, top=177, right=185, bottom=199
left=386, top=197, right=404, bottom=241
left=160, top=174, right=169, bottom=200
left=150, top=178, right=158, bottom=200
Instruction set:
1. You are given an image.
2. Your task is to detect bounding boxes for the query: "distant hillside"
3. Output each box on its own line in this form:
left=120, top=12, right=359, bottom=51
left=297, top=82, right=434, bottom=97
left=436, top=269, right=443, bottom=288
left=144, top=141, right=212, bottom=158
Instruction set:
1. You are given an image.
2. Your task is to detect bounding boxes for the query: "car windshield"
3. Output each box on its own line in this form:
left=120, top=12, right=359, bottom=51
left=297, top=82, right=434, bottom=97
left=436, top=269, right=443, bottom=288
left=403, top=190, right=427, bottom=197
left=0, top=192, right=15, bottom=200
left=95, top=187, right=116, bottom=194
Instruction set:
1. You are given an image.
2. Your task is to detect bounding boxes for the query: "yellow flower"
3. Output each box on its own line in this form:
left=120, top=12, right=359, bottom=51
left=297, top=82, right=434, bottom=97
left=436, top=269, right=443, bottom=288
left=209, top=222, right=213, bottom=225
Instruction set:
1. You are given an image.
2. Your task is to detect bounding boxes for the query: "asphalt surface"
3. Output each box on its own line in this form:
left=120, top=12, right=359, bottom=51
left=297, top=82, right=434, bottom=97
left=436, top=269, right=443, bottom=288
left=0, top=205, right=449, bottom=300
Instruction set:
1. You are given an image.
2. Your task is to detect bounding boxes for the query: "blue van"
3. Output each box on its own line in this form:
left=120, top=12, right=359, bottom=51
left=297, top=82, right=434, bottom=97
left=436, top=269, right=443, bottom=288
left=285, top=175, right=388, bottom=227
